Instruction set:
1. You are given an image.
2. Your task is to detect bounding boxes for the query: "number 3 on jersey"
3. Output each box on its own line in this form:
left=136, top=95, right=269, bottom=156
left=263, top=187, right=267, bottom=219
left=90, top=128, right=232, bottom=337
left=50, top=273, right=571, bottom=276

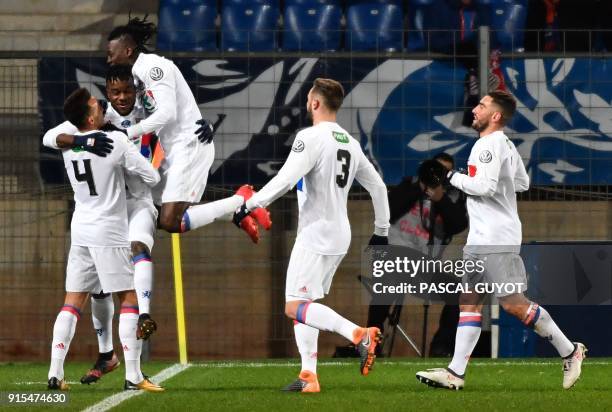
left=336, top=149, right=351, bottom=188
left=71, top=159, right=98, bottom=196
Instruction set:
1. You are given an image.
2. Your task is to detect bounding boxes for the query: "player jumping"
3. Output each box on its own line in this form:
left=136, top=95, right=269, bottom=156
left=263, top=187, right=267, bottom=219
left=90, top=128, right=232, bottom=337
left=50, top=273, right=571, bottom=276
left=416, top=90, right=586, bottom=390
left=233, top=78, right=391, bottom=393
left=47, top=88, right=162, bottom=392
left=105, top=16, right=271, bottom=239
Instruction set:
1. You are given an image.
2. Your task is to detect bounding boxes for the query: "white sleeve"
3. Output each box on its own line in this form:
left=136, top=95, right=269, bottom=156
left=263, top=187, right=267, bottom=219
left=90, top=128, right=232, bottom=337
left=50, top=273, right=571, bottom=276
left=355, top=151, right=390, bottom=236
left=127, top=63, right=177, bottom=138
left=246, top=135, right=318, bottom=210
left=42, top=121, right=78, bottom=150
left=450, top=141, right=501, bottom=197
left=117, top=135, right=160, bottom=187
left=514, top=154, right=530, bottom=192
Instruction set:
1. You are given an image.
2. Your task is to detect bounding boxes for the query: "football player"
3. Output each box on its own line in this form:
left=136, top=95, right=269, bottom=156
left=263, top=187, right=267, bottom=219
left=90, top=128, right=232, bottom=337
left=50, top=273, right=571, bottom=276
left=233, top=78, right=391, bottom=392
left=416, top=91, right=586, bottom=390
left=47, top=88, right=162, bottom=392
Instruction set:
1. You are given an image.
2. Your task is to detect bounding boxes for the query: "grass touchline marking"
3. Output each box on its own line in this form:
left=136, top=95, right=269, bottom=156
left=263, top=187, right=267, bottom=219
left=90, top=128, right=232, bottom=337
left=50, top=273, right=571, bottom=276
left=81, top=363, right=190, bottom=412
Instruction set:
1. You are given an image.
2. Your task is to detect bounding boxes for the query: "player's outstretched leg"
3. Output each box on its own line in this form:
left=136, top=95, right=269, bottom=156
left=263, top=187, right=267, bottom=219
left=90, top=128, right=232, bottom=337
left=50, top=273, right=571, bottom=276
left=288, top=301, right=382, bottom=376
left=416, top=311, right=481, bottom=390
left=81, top=293, right=120, bottom=384
left=48, top=294, right=87, bottom=390
left=283, top=321, right=320, bottom=393
left=515, top=302, right=586, bottom=389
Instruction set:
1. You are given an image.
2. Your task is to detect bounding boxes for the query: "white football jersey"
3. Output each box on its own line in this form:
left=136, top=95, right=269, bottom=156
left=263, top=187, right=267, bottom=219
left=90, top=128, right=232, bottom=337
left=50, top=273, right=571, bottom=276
left=62, top=130, right=160, bottom=247
left=127, top=53, right=206, bottom=161
left=247, top=121, right=390, bottom=255
left=43, top=104, right=156, bottom=201
left=450, top=130, right=529, bottom=252
left=105, top=104, right=156, bottom=201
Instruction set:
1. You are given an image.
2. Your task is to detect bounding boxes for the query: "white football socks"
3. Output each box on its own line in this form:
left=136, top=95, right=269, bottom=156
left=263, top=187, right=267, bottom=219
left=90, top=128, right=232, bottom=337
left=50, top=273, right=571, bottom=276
left=48, top=306, right=80, bottom=380
left=294, top=322, right=319, bottom=373
left=295, top=302, right=359, bottom=343
left=119, top=310, right=144, bottom=384
left=529, top=305, right=575, bottom=358
left=91, top=295, right=114, bottom=353
left=448, top=312, right=482, bottom=376
left=182, top=195, right=244, bottom=231
left=133, top=255, right=153, bottom=315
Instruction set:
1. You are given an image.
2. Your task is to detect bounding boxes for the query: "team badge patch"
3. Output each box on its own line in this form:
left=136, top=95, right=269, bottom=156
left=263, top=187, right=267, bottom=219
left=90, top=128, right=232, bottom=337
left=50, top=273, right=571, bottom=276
left=149, top=67, right=164, bottom=81
left=468, top=165, right=477, bottom=177
left=479, top=150, right=492, bottom=163
left=121, top=119, right=131, bottom=128
left=292, top=139, right=305, bottom=152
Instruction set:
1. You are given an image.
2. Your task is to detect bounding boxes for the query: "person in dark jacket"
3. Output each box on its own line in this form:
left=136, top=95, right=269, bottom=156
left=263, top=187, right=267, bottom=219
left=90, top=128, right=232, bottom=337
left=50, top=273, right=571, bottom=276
left=366, top=152, right=468, bottom=356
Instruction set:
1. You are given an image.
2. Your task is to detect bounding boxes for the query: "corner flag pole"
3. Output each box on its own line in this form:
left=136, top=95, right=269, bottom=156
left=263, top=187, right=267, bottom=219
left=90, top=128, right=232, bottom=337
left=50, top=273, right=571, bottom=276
left=171, top=233, right=188, bottom=364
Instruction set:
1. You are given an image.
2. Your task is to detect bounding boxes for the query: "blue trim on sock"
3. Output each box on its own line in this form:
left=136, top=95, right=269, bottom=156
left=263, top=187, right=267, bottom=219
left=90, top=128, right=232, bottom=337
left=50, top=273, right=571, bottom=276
left=458, top=321, right=482, bottom=327
left=62, top=303, right=82, bottom=315
left=132, top=252, right=151, bottom=264
left=182, top=211, right=191, bottom=232
left=296, top=302, right=308, bottom=324
left=532, top=307, right=541, bottom=325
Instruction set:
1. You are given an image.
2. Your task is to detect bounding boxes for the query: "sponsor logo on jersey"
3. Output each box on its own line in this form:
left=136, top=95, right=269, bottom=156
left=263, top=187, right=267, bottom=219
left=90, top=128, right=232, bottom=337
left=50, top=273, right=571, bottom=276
left=149, top=67, right=164, bottom=81
left=479, top=150, right=492, bottom=163
left=333, top=131, right=349, bottom=143
left=121, top=119, right=131, bottom=128
left=292, top=139, right=305, bottom=152
left=468, top=165, right=477, bottom=177
left=143, top=90, right=157, bottom=113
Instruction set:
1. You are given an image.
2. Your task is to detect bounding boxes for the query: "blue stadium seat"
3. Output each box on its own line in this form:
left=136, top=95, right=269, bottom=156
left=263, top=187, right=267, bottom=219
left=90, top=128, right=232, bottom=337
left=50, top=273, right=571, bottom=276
left=283, top=0, right=342, bottom=52
left=346, top=1, right=404, bottom=52
left=221, top=0, right=280, bottom=52
left=406, top=0, right=434, bottom=51
left=157, top=0, right=217, bottom=51
left=490, top=0, right=528, bottom=52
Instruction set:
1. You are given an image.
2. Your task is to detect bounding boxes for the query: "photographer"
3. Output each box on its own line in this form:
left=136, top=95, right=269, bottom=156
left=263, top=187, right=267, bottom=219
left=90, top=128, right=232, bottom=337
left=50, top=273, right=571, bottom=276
left=366, top=152, right=468, bottom=356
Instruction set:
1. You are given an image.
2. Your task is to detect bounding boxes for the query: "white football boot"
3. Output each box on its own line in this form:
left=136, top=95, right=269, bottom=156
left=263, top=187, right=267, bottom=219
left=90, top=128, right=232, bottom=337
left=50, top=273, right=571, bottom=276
left=416, top=368, right=465, bottom=390
left=562, top=342, right=587, bottom=389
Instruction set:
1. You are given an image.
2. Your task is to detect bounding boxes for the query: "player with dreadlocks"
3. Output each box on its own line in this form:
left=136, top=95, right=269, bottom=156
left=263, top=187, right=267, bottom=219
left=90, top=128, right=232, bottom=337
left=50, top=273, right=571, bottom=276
left=105, top=16, right=272, bottom=240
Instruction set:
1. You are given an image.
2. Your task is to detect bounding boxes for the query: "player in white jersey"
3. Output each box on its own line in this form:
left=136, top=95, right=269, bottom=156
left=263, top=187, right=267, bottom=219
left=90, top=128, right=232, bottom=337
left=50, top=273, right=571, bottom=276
left=416, top=91, right=586, bottom=390
left=105, top=16, right=271, bottom=240
left=233, top=78, right=391, bottom=392
left=47, top=88, right=163, bottom=392
left=43, top=66, right=161, bottom=384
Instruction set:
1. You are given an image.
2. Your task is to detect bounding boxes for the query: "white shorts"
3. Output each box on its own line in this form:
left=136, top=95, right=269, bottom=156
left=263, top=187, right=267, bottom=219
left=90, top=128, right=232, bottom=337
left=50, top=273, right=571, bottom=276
left=65, top=246, right=134, bottom=293
left=285, top=244, right=345, bottom=302
left=127, top=197, right=158, bottom=251
left=159, top=138, right=214, bottom=204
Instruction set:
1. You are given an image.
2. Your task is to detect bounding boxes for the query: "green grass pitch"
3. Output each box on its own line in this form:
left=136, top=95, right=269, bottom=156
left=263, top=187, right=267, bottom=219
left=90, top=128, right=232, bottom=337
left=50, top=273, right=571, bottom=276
left=1, top=359, right=610, bottom=411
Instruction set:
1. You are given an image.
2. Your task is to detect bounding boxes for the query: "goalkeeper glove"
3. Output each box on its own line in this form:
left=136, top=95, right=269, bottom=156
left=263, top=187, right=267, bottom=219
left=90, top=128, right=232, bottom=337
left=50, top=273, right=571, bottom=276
left=73, top=132, right=113, bottom=157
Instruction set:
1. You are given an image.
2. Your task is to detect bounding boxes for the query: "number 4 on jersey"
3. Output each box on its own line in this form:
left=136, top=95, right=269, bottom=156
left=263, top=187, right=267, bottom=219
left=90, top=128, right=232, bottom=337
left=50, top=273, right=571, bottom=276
left=71, top=159, right=98, bottom=196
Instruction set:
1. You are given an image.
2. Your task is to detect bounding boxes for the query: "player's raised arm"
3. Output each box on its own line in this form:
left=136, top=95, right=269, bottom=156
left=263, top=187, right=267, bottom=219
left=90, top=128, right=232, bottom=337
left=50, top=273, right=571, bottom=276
left=126, top=61, right=176, bottom=139
left=245, top=134, right=318, bottom=211
left=43, top=119, right=113, bottom=156
left=116, top=133, right=160, bottom=187
left=449, top=142, right=502, bottom=197
left=355, top=150, right=390, bottom=243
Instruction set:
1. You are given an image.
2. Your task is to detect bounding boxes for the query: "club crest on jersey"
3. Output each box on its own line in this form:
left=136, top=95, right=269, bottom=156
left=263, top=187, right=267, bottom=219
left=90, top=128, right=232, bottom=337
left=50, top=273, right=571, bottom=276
left=292, top=139, right=305, bottom=152
left=121, top=119, right=131, bottom=128
left=479, top=150, right=492, bottom=163
left=149, top=67, right=164, bottom=81
left=333, top=131, right=349, bottom=143
left=143, top=90, right=157, bottom=113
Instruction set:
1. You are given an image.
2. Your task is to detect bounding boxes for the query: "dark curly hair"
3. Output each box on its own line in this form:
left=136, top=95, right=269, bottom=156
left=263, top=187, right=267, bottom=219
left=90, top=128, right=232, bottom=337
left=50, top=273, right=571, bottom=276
left=108, top=14, right=156, bottom=53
